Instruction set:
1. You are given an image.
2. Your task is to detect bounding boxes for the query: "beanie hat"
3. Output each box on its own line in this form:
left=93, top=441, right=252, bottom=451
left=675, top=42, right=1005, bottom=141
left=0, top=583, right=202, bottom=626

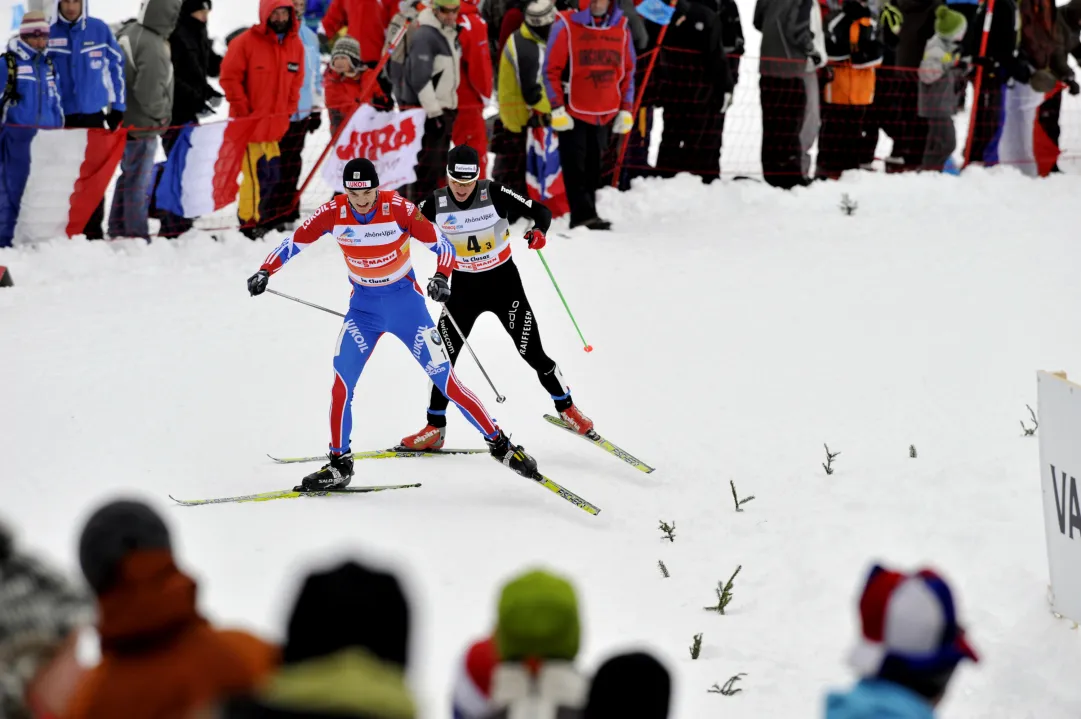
left=432, top=0, right=462, bottom=10
left=343, top=158, right=380, bottom=190
left=283, top=561, right=410, bottom=667
left=584, top=652, right=671, bottom=719
left=181, top=0, right=213, bottom=14
left=78, top=500, right=171, bottom=595
left=524, top=0, right=557, bottom=27
left=0, top=521, right=92, bottom=719
left=331, top=35, right=363, bottom=66
left=934, top=5, right=966, bottom=40
left=495, top=569, right=580, bottom=662
left=447, top=145, right=481, bottom=183
left=19, top=11, right=50, bottom=37
left=848, top=564, right=978, bottom=679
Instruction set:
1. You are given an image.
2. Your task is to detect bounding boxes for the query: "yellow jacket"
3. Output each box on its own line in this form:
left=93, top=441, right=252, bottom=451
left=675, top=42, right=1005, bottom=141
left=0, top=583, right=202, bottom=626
left=498, top=24, right=552, bottom=133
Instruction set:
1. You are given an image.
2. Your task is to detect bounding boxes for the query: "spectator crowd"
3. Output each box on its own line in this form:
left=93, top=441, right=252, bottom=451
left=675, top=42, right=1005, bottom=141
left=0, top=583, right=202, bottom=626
left=0, top=499, right=981, bottom=719
left=0, top=0, right=1079, bottom=246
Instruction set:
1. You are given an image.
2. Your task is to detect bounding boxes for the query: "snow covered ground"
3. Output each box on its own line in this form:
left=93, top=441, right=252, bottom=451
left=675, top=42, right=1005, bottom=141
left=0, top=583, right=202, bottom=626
left=3, top=168, right=1081, bottom=717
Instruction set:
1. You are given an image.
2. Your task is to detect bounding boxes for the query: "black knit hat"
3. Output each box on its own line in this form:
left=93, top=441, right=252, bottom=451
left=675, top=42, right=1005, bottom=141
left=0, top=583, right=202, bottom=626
left=447, top=145, right=481, bottom=183
left=78, top=500, right=171, bottom=595
left=584, top=652, right=671, bottom=719
left=343, top=158, right=379, bottom=190
left=182, top=0, right=212, bottom=14
left=283, top=561, right=410, bottom=667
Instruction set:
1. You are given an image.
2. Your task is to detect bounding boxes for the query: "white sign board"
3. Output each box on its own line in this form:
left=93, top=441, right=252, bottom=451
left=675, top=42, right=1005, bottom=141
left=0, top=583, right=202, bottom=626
left=1037, top=370, right=1081, bottom=624
left=321, top=106, right=427, bottom=193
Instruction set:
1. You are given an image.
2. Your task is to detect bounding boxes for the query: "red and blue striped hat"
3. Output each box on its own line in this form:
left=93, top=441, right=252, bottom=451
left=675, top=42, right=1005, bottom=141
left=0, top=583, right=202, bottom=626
left=848, top=564, right=979, bottom=676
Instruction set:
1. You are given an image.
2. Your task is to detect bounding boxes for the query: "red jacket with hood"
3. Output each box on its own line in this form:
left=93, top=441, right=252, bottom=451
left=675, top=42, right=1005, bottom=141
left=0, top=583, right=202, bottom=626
left=457, top=0, right=494, bottom=111
left=220, top=0, right=305, bottom=143
left=322, top=0, right=398, bottom=64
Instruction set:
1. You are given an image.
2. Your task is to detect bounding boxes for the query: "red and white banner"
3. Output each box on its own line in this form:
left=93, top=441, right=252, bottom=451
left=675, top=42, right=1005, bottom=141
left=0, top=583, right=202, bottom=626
left=322, top=106, right=427, bottom=192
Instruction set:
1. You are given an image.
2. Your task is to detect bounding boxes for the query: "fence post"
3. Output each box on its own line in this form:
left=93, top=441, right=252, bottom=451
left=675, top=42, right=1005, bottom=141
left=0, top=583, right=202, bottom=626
left=962, top=0, right=996, bottom=168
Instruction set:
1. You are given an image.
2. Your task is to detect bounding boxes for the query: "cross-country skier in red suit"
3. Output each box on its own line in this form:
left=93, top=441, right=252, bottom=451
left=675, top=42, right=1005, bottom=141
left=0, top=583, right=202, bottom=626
left=246, top=158, right=539, bottom=490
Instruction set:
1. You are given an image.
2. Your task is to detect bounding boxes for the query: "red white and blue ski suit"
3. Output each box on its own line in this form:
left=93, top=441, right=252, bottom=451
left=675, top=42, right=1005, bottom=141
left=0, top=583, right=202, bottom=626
left=260, top=191, right=499, bottom=453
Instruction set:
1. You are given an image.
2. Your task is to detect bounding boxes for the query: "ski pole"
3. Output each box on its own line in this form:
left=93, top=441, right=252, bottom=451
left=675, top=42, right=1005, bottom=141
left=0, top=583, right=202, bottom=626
left=267, top=289, right=346, bottom=318
left=442, top=306, right=507, bottom=404
left=535, top=250, right=593, bottom=352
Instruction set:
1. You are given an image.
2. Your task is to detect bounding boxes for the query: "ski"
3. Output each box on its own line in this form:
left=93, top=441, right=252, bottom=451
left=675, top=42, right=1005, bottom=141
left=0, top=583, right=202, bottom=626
left=542, top=415, right=656, bottom=474
left=267, top=447, right=488, bottom=464
left=169, top=483, right=422, bottom=506
left=527, top=471, right=601, bottom=515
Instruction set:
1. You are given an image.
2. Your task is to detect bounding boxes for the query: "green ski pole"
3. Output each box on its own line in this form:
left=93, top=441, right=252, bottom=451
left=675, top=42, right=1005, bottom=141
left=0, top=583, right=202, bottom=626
left=536, top=250, right=593, bottom=353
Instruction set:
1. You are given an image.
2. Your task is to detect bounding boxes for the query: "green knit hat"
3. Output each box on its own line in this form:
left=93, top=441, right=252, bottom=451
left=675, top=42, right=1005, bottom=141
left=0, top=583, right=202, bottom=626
left=934, top=5, right=967, bottom=40
left=495, top=569, right=580, bottom=661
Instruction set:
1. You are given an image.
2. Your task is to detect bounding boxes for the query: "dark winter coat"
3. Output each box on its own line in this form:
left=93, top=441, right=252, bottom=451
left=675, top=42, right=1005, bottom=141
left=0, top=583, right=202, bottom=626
left=117, top=0, right=182, bottom=137
left=652, top=0, right=735, bottom=109
left=1051, top=0, right=1081, bottom=79
left=169, top=12, right=222, bottom=125
left=893, top=0, right=940, bottom=68
left=754, top=0, right=818, bottom=77
left=962, top=0, right=1025, bottom=84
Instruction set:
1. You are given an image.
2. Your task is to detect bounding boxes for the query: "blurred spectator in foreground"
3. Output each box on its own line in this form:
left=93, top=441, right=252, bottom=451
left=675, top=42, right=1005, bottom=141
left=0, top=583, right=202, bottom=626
left=918, top=6, right=967, bottom=172
left=220, top=560, right=414, bottom=719
left=394, top=0, right=463, bottom=202
left=816, top=0, right=882, bottom=180
left=584, top=652, right=671, bottom=719
left=455, top=0, right=494, bottom=178
left=220, top=0, right=304, bottom=239
left=452, top=569, right=587, bottom=718
left=263, top=0, right=325, bottom=230
left=824, top=563, right=979, bottom=719
left=0, top=12, right=63, bottom=249
left=158, top=0, right=223, bottom=239
left=544, top=0, right=636, bottom=230
left=50, top=0, right=126, bottom=241
left=66, top=499, right=276, bottom=719
left=0, top=519, right=92, bottom=719
left=323, top=0, right=396, bottom=66
left=754, top=0, right=820, bottom=188
left=324, top=35, right=392, bottom=137
left=111, top=0, right=181, bottom=240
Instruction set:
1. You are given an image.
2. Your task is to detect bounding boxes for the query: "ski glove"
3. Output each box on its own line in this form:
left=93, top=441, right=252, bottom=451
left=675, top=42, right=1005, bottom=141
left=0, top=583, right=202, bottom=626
left=247, top=269, right=269, bottom=296
left=720, top=92, right=733, bottom=114
left=551, top=107, right=574, bottom=132
left=1070, top=79, right=1081, bottom=96
left=427, top=273, right=451, bottom=302
left=525, top=228, right=546, bottom=250
left=612, top=110, right=633, bottom=135
left=106, top=109, right=124, bottom=131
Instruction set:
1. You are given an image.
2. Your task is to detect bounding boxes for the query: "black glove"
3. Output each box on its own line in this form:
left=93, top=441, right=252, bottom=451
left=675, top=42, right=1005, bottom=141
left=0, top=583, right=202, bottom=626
left=206, top=89, right=224, bottom=109
left=248, top=269, right=269, bottom=296
left=1069, top=78, right=1080, bottom=95
left=427, top=273, right=451, bottom=302
left=527, top=111, right=551, bottom=128
left=373, top=93, right=395, bottom=112
left=106, top=109, right=124, bottom=131
left=425, top=114, right=446, bottom=134
left=307, top=111, right=322, bottom=134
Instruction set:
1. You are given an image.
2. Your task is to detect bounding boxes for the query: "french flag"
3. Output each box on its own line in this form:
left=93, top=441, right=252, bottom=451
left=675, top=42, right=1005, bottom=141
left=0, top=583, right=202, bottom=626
left=525, top=126, right=569, bottom=219
left=154, top=119, right=257, bottom=218
left=11, top=128, right=125, bottom=243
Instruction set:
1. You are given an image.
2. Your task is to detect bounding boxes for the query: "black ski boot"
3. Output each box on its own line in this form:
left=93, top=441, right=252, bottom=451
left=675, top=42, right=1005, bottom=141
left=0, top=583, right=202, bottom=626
left=486, top=431, right=538, bottom=478
left=298, top=452, right=354, bottom=491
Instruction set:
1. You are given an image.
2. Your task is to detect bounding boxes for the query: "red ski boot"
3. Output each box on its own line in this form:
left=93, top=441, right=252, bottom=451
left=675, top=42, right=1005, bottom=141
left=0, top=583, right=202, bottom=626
left=559, top=405, right=594, bottom=435
left=399, top=424, right=446, bottom=451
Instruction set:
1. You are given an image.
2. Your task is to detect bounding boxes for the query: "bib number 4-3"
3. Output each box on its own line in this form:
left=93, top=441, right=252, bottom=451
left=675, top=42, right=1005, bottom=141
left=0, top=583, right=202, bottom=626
left=466, top=235, right=493, bottom=254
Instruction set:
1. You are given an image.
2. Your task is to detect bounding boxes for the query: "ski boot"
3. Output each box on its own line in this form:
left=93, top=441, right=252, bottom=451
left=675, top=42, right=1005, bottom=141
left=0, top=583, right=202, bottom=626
left=559, top=404, right=594, bottom=435
left=486, top=430, right=539, bottom=478
left=298, top=452, right=354, bottom=491
left=399, top=424, right=445, bottom=451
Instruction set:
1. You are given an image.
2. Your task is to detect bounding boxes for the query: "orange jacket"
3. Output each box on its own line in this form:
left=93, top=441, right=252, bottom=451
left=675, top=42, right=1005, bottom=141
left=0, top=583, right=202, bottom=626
left=322, top=0, right=397, bottom=65
left=220, top=0, right=306, bottom=142
left=457, top=0, right=493, bottom=111
left=824, top=13, right=881, bottom=105
left=65, top=550, right=277, bottom=719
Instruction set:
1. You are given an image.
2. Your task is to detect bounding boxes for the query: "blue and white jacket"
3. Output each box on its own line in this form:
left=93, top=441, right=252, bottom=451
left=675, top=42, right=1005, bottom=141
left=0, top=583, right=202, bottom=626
left=2, top=38, right=64, bottom=129
left=48, top=0, right=126, bottom=116
left=293, top=23, right=324, bottom=121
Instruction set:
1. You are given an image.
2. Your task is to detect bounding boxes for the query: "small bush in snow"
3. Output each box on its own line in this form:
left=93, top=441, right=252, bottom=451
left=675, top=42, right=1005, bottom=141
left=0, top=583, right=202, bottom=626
left=1021, top=405, right=1038, bottom=436
left=909, top=444, right=917, bottom=458
left=709, top=673, right=747, bottom=695
left=659, top=520, right=676, bottom=542
left=823, top=444, right=840, bottom=475
left=704, top=565, right=741, bottom=615
left=689, top=633, right=703, bottom=659
left=730, top=480, right=755, bottom=511
left=658, top=560, right=670, bottom=578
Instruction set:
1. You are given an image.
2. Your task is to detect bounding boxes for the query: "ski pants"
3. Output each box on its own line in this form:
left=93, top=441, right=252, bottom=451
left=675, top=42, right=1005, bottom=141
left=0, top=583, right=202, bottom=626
left=425, top=260, right=571, bottom=428
left=108, top=136, right=157, bottom=240
left=0, top=127, right=34, bottom=248
left=330, top=276, right=498, bottom=453
left=238, top=141, right=282, bottom=232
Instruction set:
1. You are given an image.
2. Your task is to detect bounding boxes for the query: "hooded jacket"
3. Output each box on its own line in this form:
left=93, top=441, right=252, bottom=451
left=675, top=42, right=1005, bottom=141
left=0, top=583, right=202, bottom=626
left=1051, top=0, right=1081, bottom=79
left=824, top=679, right=937, bottom=719
left=220, top=0, right=305, bottom=142
left=65, top=550, right=277, bottom=719
left=322, top=0, right=397, bottom=64
left=458, top=0, right=494, bottom=111
left=294, top=23, right=324, bottom=121
left=395, top=8, right=462, bottom=116
left=169, top=9, right=222, bottom=125
left=1, top=37, right=64, bottom=129
left=48, top=0, right=126, bottom=116
left=754, top=0, right=819, bottom=76
left=117, top=0, right=182, bottom=137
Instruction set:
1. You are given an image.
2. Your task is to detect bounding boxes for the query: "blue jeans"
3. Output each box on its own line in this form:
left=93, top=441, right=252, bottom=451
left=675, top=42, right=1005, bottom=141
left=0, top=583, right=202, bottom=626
left=108, top=136, right=157, bottom=239
left=0, top=126, right=35, bottom=247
